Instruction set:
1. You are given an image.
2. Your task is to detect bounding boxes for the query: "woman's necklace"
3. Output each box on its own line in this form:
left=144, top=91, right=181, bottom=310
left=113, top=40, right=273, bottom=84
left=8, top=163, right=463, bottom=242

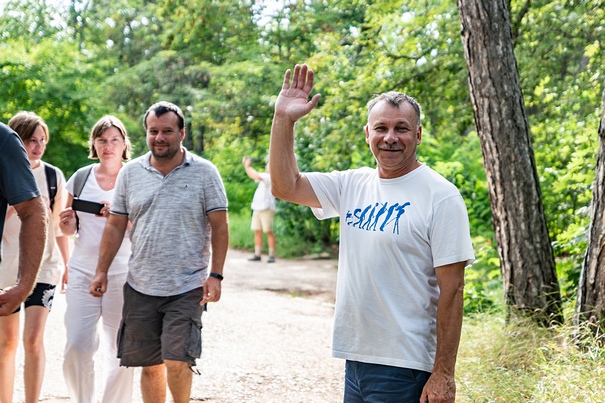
left=103, top=179, right=115, bottom=191
left=97, top=169, right=118, bottom=191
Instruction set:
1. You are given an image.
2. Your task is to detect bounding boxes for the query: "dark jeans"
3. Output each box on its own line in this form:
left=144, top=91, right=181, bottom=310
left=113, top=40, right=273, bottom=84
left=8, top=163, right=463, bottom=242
left=344, top=360, right=431, bottom=403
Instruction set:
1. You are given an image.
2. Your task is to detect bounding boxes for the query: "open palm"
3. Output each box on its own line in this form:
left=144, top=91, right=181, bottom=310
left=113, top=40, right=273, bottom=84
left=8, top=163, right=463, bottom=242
left=274, top=64, right=321, bottom=123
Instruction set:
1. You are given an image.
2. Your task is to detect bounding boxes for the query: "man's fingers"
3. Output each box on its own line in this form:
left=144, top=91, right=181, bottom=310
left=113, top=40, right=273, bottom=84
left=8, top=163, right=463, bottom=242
left=291, top=64, right=301, bottom=89
left=282, top=69, right=292, bottom=90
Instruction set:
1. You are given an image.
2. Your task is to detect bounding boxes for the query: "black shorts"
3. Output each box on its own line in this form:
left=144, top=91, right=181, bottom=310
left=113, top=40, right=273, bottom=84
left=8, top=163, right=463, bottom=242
left=12, top=282, right=56, bottom=314
left=117, top=283, right=206, bottom=367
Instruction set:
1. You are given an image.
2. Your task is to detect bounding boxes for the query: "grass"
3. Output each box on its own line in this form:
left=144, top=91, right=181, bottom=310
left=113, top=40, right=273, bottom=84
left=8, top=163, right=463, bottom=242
left=228, top=210, right=320, bottom=258
left=457, top=306, right=605, bottom=402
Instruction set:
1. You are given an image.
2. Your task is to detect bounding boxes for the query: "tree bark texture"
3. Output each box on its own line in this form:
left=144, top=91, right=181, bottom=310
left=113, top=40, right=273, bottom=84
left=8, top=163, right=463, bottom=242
left=457, top=0, right=562, bottom=324
left=574, top=83, right=605, bottom=334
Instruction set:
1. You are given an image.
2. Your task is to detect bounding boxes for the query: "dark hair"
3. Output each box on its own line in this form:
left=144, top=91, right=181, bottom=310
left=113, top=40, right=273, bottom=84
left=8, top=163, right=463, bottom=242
left=8, top=111, right=50, bottom=144
left=367, top=92, right=421, bottom=126
left=144, top=101, right=185, bottom=131
left=88, top=115, right=132, bottom=160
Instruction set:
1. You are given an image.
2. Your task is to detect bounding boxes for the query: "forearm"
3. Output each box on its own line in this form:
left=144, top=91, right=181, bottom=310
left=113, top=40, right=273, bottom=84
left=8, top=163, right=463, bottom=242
left=209, top=212, right=229, bottom=276
left=269, top=114, right=301, bottom=198
left=95, top=216, right=127, bottom=275
left=244, top=165, right=261, bottom=181
left=16, top=198, right=48, bottom=292
left=55, top=235, right=70, bottom=267
left=432, top=263, right=465, bottom=376
left=433, top=285, right=464, bottom=376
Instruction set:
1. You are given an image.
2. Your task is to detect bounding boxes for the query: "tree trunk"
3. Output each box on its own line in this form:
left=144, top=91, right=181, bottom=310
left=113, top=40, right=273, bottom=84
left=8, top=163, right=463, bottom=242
left=457, top=0, right=562, bottom=324
left=574, top=83, right=605, bottom=335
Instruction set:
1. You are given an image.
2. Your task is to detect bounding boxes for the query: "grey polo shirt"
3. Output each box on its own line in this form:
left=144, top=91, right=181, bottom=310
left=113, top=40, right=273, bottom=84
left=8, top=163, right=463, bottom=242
left=111, top=149, right=227, bottom=296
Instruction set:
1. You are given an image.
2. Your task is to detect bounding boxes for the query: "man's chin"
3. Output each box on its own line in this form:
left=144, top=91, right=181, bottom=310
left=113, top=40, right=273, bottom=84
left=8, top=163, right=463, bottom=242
left=152, top=151, right=175, bottom=161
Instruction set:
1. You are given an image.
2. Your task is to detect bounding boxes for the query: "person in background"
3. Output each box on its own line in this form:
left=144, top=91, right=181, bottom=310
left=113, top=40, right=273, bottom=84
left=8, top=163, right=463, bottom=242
left=89, top=101, right=229, bottom=403
left=0, top=112, right=67, bottom=403
left=269, top=64, right=475, bottom=403
left=59, top=115, right=134, bottom=403
left=242, top=156, right=277, bottom=263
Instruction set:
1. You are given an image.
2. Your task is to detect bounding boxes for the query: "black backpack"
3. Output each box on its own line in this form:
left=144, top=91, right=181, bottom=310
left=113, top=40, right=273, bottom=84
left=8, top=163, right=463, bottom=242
left=43, top=162, right=58, bottom=212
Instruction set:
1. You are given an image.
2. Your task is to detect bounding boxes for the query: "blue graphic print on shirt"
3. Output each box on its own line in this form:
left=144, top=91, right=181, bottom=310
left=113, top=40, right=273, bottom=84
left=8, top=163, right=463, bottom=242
left=345, top=201, right=411, bottom=234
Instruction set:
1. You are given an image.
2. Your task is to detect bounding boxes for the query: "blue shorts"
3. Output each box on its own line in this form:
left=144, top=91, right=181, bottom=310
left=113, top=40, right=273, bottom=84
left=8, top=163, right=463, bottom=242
left=117, top=283, right=206, bottom=367
left=344, top=360, right=431, bottom=403
left=12, top=282, right=56, bottom=314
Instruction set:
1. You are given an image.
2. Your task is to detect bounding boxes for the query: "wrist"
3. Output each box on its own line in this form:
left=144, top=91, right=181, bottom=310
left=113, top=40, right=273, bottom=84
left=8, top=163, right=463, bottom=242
left=208, top=272, right=224, bottom=281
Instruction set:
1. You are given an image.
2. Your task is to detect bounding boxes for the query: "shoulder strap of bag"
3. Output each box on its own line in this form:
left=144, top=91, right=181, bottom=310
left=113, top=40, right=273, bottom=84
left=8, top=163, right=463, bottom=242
left=73, top=165, right=94, bottom=199
left=43, top=162, right=58, bottom=212
left=73, top=165, right=94, bottom=231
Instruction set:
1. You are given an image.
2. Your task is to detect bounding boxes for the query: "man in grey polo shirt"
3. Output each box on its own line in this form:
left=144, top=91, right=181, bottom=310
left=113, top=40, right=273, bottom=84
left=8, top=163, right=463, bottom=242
left=90, top=102, right=229, bottom=403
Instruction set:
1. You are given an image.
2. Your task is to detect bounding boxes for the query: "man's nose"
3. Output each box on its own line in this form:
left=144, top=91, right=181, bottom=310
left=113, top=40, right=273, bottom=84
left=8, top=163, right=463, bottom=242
left=384, top=129, right=398, bottom=143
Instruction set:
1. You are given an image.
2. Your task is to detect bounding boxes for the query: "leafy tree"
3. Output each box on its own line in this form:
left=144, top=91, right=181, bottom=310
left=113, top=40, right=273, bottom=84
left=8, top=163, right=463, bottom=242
left=0, top=38, right=108, bottom=177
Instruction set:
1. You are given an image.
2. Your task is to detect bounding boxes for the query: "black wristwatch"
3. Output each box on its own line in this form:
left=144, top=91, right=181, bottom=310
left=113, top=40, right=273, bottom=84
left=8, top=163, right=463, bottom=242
left=208, top=272, right=224, bottom=281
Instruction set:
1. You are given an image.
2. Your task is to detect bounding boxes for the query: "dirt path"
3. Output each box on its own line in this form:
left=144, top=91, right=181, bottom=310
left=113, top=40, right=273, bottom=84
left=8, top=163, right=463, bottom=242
left=14, top=248, right=343, bottom=402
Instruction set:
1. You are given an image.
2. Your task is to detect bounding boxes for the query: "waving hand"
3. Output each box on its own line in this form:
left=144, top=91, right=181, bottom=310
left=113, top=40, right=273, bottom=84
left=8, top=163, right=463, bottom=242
left=274, top=64, right=321, bottom=123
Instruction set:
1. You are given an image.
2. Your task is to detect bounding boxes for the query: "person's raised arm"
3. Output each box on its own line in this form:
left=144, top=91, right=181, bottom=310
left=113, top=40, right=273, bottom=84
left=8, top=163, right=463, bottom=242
left=201, top=210, right=229, bottom=305
left=0, top=196, right=48, bottom=316
left=89, top=213, right=129, bottom=297
left=242, top=156, right=262, bottom=181
left=420, top=261, right=466, bottom=403
left=269, top=64, right=321, bottom=208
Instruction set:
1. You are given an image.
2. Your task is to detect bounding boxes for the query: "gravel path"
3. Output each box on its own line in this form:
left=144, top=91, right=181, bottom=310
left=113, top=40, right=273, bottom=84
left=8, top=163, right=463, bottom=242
left=14, top=248, right=343, bottom=402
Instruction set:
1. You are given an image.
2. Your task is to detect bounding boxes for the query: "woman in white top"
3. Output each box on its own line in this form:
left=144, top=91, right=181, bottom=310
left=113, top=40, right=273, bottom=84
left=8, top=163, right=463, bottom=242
left=0, top=111, right=69, bottom=403
left=59, top=116, right=134, bottom=403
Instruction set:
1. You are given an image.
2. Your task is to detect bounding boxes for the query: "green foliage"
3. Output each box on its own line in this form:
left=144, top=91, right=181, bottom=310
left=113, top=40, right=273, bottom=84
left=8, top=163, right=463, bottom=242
left=464, top=236, right=503, bottom=314
left=2, top=0, right=605, bottom=301
left=0, top=38, right=107, bottom=177
left=228, top=209, right=325, bottom=258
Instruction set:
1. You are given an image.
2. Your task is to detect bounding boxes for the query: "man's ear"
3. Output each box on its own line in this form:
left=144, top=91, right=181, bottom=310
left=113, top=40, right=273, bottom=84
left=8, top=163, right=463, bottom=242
left=416, top=126, right=422, bottom=145
left=365, top=125, right=370, bottom=145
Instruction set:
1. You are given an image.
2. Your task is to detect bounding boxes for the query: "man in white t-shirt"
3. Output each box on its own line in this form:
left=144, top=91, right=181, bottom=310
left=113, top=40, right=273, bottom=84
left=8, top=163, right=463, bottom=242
left=269, top=64, right=475, bottom=403
left=242, top=156, right=277, bottom=263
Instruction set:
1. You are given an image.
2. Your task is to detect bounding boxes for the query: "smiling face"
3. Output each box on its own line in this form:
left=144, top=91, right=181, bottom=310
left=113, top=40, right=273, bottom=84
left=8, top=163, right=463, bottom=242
left=365, top=100, right=422, bottom=179
left=24, top=125, right=47, bottom=164
left=145, top=110, right=185, bottom=162
left=94, top=126, right=126, bottom=164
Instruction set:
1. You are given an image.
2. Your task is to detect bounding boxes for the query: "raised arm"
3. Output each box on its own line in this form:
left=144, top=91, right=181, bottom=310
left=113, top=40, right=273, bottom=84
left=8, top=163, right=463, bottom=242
left=0, top=196, right=48, bottom=316
left=242, top=156, right=262, bottom=181
left=269, top=64, right=322, bottom=208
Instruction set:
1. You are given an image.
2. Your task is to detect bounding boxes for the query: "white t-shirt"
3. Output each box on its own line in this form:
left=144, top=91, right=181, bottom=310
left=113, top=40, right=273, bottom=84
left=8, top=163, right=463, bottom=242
left=251, top=172, right=275, bottom=211
left=306, top=164, right=475, bottom=373
left=66, top=164, right=131, bottom=276
left=0, top=163, right=67, bottom=287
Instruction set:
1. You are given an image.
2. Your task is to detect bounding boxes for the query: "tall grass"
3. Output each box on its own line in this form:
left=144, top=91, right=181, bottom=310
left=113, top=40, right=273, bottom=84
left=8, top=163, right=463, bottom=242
left=457, top=304, right=605, bottom=402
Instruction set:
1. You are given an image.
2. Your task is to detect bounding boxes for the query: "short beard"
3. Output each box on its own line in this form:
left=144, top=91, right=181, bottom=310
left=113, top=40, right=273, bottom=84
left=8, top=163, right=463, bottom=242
left=151, top=145, right=179, bottom=161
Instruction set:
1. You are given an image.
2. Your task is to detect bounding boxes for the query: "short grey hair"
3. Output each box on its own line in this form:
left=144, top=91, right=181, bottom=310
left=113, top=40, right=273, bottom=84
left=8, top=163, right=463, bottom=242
left=366, top=92, right=421, bottom=126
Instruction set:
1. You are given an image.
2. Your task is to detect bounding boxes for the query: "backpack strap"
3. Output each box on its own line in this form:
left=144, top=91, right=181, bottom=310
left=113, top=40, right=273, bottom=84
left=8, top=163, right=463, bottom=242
left=72, top=165, right=94, bottom=231
left=73, top=165, right=94, bottom=199
left=43, top=162, right=58, bottom=212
